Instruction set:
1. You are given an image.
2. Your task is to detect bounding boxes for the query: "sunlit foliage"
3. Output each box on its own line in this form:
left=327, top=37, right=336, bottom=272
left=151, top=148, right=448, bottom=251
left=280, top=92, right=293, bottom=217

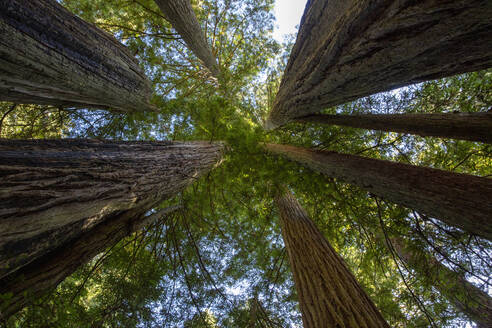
left=2, top=1, right=491, bottom=327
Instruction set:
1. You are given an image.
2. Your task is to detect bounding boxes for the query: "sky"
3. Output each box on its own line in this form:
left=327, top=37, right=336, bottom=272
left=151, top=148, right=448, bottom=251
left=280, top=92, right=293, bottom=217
left=273, top=0, right=307, bottom=42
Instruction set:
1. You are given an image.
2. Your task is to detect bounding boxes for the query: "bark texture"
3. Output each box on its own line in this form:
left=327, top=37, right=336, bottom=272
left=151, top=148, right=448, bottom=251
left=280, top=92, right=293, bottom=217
left=0, top=0, right=154, bottom=112
left=154, top=0, right=219, bottom=77
left=265, top=144, right=492, bottom=241
left=0, top=139, right=223, bottom=280
left=296, top=112, right=492, bottom=144
left=266, top=0, right=492, bottom=129
left=275, top=190, right=389, bottom=328
left=390, top=236, right=492, bottom=328
left=0, top=205, right=180, bottom=319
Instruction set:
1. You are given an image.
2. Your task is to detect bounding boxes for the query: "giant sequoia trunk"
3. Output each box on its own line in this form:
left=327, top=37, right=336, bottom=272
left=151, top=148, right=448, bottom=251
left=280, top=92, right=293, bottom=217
left=266, top=0, right=492, bottom=128
left=389, top=236, right=492, bottom=327
left=296, top=112, right=492, bottom=144
left=0, top=205, right=180, bottom=319
left=0, top=139, right=223, bottom=280
left=265, top=144, right=492, bottom=241
left=0, top=0, right=154, bottom=112
left=154, top=0, right=220, bottom=77
left=275, top=190, right=389, bottom=328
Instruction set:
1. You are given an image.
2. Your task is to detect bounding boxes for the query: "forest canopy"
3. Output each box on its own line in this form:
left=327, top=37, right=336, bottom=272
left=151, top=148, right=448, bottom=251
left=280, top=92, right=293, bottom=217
left=0, top=0, right=491, bottom=327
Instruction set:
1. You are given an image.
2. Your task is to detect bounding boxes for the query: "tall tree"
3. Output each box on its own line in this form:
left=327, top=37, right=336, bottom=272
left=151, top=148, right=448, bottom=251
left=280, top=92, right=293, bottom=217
left=0, top=139, right=223, bottom=280
left=266, top=144, right=492, bottom=241
left=296, top=112, right=492, bottom=144
left=0, top=0, right=154, bottom=112
left=0, top=204, right=180, bottom=319
left=154, top=0, right=220, bottom=77
left=275, top=189, right=389, bottom=328
left=387, top=235, right=492, bottom=327
left=266, top=0, right=492, bottom=128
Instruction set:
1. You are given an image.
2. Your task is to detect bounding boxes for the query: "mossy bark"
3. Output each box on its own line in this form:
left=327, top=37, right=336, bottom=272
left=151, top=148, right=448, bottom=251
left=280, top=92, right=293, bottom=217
left=0, top=0, right=154, bottom=112
left=266, top=143, right=492, bottom=241
left=296, top=112, right=492, bottom=144
left=275, top=190, right=389, bottom=328
left=267, top=0, right=492, bottom=128
left=154, top=0, right=219, bottom=77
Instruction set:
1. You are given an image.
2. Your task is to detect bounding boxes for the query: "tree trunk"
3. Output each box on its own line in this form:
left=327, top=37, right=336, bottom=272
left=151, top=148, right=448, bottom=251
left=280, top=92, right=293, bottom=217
left=296, top=112, right=492, bottom=144
left=0, top=204, right=180, bottom=320
left=154, top=0, right=220, bottom=78
left=0, top=0, right=155, bottom=112
left=389, top=236, right=492, bottom=327
left=275, top=190, right=389, bottom=328
left=265, top=144, right=492, bottom=241
left=266, top=0, right=492, bottom=129
left=0, top=139, right=223, bottom=280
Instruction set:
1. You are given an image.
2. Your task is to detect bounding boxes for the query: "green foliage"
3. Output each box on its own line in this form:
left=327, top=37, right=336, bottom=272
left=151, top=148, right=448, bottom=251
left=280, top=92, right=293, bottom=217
left=0, top=103, right=72, bottom=139
left=2, top=1, right=491, bottom=327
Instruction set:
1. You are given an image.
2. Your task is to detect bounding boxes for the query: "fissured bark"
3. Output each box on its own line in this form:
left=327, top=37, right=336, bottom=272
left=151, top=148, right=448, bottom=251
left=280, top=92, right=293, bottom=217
left=0, top=139, right=223, bottom=279
left=0, top=0, right=155, bottom=112
left=296, top=112, right=492, bottom=144
left=266, top=143, right=492, bottom=241
left=154, top=0, right=220, bottom=77
left=276, top=190, right=389, bottom=328
left=267, top=0, right=492, bottom=128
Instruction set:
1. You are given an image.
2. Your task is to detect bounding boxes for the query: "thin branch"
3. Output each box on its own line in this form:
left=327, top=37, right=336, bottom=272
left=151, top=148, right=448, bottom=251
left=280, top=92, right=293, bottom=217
left=0, top=103, right=18, bottom=136
left=375, top=199, right=438, bottom=328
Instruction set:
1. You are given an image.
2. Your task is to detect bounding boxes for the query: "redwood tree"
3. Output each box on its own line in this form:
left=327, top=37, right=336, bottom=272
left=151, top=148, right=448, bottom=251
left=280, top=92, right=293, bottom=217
left=0, top=139, right=223, bottom=280
left=0, top=0, right=154, bottom=112
left=0, top=205, right=180, bottom=319
left=388, top=235, right=492, bottom=327
left=154, top=0, right=220, bottom=77
left=266, top=144, right=492, bottom=241
left=275, top=189, right=389, bottom=328
left=296, top=112, right=492, bottom=144
left=266, top=0, right=492, bottom=128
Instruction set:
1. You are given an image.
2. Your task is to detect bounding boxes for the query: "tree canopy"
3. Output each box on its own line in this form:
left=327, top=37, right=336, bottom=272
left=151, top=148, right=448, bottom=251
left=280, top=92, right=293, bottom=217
left=0, top=0, right=491, bottom=327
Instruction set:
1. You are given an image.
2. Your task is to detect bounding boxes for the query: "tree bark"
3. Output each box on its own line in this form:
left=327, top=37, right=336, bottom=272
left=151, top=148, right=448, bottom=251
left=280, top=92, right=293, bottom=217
left=296, top=112, right=492, bottom=144
left=389, top=235, right=492, bottom=328
left=266, top=0, right=492, bottom=129
left=0, top=0, right=155, bottom=112
left=275, top=190, right=389, bottom=328
left=0, top=204, right=180, bottom=320
left=0, top=139, right=223, bottom=280
left=154, top=0, right=220, bottom=77
left=265, top=144, right=492, bottom=241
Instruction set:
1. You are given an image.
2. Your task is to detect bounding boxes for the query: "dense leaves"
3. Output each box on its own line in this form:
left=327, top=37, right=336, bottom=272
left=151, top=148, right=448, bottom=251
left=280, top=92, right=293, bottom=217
left=1, top=0, right=491, bottom=327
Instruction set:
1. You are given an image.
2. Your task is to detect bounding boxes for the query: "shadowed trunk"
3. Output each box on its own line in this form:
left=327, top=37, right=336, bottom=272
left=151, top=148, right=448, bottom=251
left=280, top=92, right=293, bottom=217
left=0, top=205, right=180, bottom=319
left=389, top=235, right=492, bottom=328
left=154, top=0, right=220, bottom=77
left=265, top=144, right=492, bottom=241
left=0, top=139, right=223, bottom=280
left=296, top=112, right=492, bottom=144
left=275, top=190, right=389, bottom=328
left=266, top=0, right=492, bottom=128
left=0, top=0, right=154, bottom=112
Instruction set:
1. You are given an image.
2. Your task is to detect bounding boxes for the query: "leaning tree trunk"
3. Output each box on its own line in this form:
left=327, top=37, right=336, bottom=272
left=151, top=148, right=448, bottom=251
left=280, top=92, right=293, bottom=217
left=0, top=204, right=180, bottom=320
left=266, top=0, right=492, bottom=129
left=0, top=139, right=223, bottom=280
left=296, top=112, right=492, bottom=144
left=154, top=0, right=220, bottom=77
left=0, top=0, right=154, bottom=112
left=265, top=144, right=492, bottom=241
left=275, top=190, right=389, bottom=328
left=389, top=236, right=492, bottom=327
